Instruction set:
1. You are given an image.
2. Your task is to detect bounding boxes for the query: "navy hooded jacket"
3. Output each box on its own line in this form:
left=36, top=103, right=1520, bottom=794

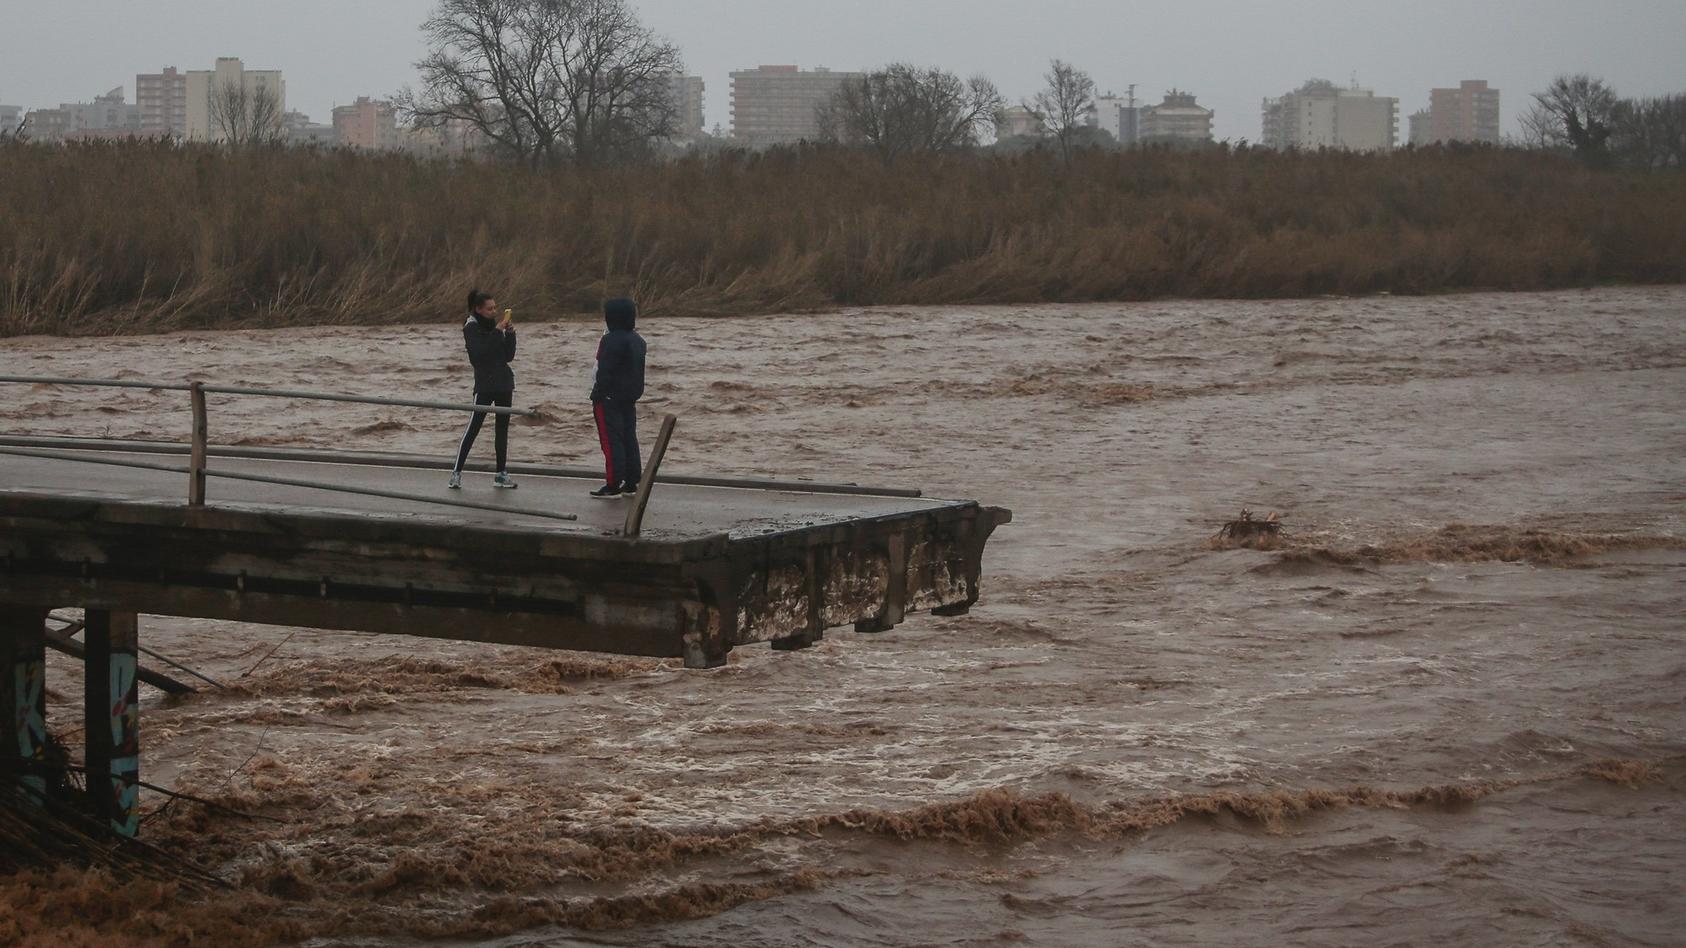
left=590, top=300, right=645, bottom=403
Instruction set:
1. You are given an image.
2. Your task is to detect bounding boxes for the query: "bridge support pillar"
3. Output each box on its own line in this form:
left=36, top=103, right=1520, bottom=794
left=84, top=610, right=141, bottom=837
left=1, top=603, right=49, bottom=806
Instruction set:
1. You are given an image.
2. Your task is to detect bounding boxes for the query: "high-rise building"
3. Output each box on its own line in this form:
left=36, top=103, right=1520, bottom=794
left=1408, top=109, right=1432, bottom=146
left=1092, top=93, right=1135, bottom=144
left=1262, top=79, right=1397, bottom=151
left=332, top=96, right=399, bottom=150
left=1424, top=79, right=1500, bottom=144
left=0, top=104, right=21, bottom=135
left=185, top=57, right=285, bottom=142
left=667, top=74, right=705, bottom=142
left=1140, top=89, right=1214, bottom=144
left=136, top=67, right=189, bottom=135
left=729, top=65, right=864, bottom=146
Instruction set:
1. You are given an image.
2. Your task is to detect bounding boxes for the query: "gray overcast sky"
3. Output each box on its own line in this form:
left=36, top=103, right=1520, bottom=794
left=4, top=0, right=1683, bottom=141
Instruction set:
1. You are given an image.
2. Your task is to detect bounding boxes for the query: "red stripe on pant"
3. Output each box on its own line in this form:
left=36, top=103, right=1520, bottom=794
left=593, top=402, right=614, bottom=485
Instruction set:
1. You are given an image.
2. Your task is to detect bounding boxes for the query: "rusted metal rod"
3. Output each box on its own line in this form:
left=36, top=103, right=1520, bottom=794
left=199, top=384, right=534, bottom=416
left=204, top=467, right=579, bottom=522
left=0, top=436, right=925, bottom=499
left=0, top=375, right=533, bottom=416
left=624, top=414, right=677, bottom=538
left=48, top=613, right=224, bottom=690
left=0, top=375, right=191, bottom=392
left=0, top=446, right=579, bottom=523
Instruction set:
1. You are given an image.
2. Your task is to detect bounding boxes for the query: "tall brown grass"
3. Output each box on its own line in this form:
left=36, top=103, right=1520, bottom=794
left=3, top=139, right=1684, bottom=336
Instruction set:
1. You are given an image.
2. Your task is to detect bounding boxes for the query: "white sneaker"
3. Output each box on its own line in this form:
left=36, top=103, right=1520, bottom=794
left=447, top=471, right=462, bottom=489
left=493, top=472, right=517, bottom=489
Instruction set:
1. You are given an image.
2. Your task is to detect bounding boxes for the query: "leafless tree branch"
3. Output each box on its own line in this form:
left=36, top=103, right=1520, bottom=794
left=399, top=0, right=681, bottom=166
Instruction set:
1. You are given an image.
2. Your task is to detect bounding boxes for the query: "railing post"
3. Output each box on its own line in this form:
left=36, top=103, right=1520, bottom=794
left=623, top=414, right=677, bottom=539
left=188, top=381, right=207, bottom=506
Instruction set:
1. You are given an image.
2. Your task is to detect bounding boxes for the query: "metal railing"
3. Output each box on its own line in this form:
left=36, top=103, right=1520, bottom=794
left=0, top=374, right=578, bottom=524
left=0, top=376, right=534, bottom=417
left=1, top=372, right=927, bottom=535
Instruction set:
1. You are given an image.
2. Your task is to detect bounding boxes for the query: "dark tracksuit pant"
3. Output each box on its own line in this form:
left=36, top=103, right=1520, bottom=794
left=454, top=391, right=512, bottom=473
left=593, top=400, right=641, bottom=488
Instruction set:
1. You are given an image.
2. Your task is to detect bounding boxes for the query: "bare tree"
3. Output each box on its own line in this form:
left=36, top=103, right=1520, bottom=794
left=1516, top=102, right=1560, bottom=150
left=209, top=80, right=284, bottom=146
left=1612, top=94, right=1686, bottom=170
left=817, top=64, right=1003, bottom=162
left=400, top=0, right=682, bottom=166
left=1527, top=74, right=1619, bottom=166
left=1029, top=59, right=1096, bottom=162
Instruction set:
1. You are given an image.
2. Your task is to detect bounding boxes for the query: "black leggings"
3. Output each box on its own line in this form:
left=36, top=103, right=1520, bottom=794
left=453, top=391, right=511, bottom=473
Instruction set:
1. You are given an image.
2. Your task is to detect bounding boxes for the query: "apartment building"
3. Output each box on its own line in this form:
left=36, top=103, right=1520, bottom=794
left=402, top=118, right=486, bottom=159
left=332, top=96, right=399, bottom=150
left=729, top=65, right=863, bottom=146
left=1408, top=109, right=1432, bottom=146
left=1140, top=90, right=1214, bottom=144
left=185, top=57, right=285, bottom=142
left=285, top=110, right=336, bottom=146
left=23, top=88, right=142, bottom=141
left=1092, top=94, right=1136, bottom=143
left=136, top=66, right=189, bottom=135
left=667, top=74, right=705, bottom=142
left=995, top=105, right=1043, bottom=140
left=0, top=104, right=21, bottom=134
left=1424, top=79, right=1500, bottom=144
left=1262, top=79, right=1397, bottom=151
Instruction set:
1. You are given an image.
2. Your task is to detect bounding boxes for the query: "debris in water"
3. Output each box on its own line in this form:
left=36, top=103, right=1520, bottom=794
left=1213, top=508, right=1283, bottom=549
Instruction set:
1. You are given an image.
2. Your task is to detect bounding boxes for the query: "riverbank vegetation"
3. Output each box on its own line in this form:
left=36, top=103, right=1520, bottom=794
left=2, top=139, right=1684, bottom=336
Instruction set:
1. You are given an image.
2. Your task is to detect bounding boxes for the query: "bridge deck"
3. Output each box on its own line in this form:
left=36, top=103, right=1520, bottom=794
left=0, top=439, right=957, bottom=541
left=0, top=439, right=1009, bottom=667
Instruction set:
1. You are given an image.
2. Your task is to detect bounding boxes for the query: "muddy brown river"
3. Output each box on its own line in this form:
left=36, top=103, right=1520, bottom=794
left=2, top=287, right=1684, bottom=946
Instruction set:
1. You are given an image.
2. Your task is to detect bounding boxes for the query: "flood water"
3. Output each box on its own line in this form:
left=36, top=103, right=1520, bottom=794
left=2, top=286, right=1684, bottom=946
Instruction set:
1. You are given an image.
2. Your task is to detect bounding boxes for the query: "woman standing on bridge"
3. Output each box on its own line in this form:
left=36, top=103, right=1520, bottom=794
left=448, top=289, right=517, bottom=490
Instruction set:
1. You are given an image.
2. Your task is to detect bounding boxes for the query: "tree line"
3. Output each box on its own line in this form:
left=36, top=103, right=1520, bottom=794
left=8, top=0, right=1680, bottom=173
left=401, top=0, right=1105, bottom=166
left=1521, top=74, right=1686, bottom=171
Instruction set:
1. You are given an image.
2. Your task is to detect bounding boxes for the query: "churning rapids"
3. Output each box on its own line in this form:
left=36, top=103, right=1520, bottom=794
left=2, top=286, right=1683, bottom=946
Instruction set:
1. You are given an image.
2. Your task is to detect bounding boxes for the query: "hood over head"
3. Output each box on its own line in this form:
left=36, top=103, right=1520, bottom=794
left=604, top=297, right=637, bottom=332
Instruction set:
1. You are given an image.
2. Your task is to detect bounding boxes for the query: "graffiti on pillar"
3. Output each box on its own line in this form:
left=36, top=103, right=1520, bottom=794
left=11, top=659, right=46, bottom=797
left=107, top=653, right=140, bottom=836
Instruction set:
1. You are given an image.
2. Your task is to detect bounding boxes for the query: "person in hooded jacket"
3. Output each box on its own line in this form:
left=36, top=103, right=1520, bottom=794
left=589, top=297, right=646, bottom=498
left=448, top=288, right=518, bottom=490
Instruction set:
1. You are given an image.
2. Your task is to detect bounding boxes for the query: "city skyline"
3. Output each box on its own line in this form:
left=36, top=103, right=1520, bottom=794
left=3, top=0, right=1683, bottom=144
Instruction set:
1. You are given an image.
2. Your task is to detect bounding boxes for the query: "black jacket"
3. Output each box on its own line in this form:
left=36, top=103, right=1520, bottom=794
left=590, top=308, right=645, bottom=403
left=463, top=315, right=516, bottom=395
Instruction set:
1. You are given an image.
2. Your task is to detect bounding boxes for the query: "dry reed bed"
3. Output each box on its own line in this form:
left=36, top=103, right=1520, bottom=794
left=3, top=140, right=1685, bottom=336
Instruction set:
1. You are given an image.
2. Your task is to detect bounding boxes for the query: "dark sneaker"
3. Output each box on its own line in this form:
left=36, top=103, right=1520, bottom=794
left=590, top=483, right=622, bottom=498
left=620, top=481, right=640, bottom=496
left=492, top=472, right=517, bottom=489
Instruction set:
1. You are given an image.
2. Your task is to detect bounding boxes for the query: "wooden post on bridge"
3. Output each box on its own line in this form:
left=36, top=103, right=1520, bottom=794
left=623, top=414, right=677, bottom=538
left=84, top=610, right=141, bottom=837
left=1, top=603, right=49, bottom=805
